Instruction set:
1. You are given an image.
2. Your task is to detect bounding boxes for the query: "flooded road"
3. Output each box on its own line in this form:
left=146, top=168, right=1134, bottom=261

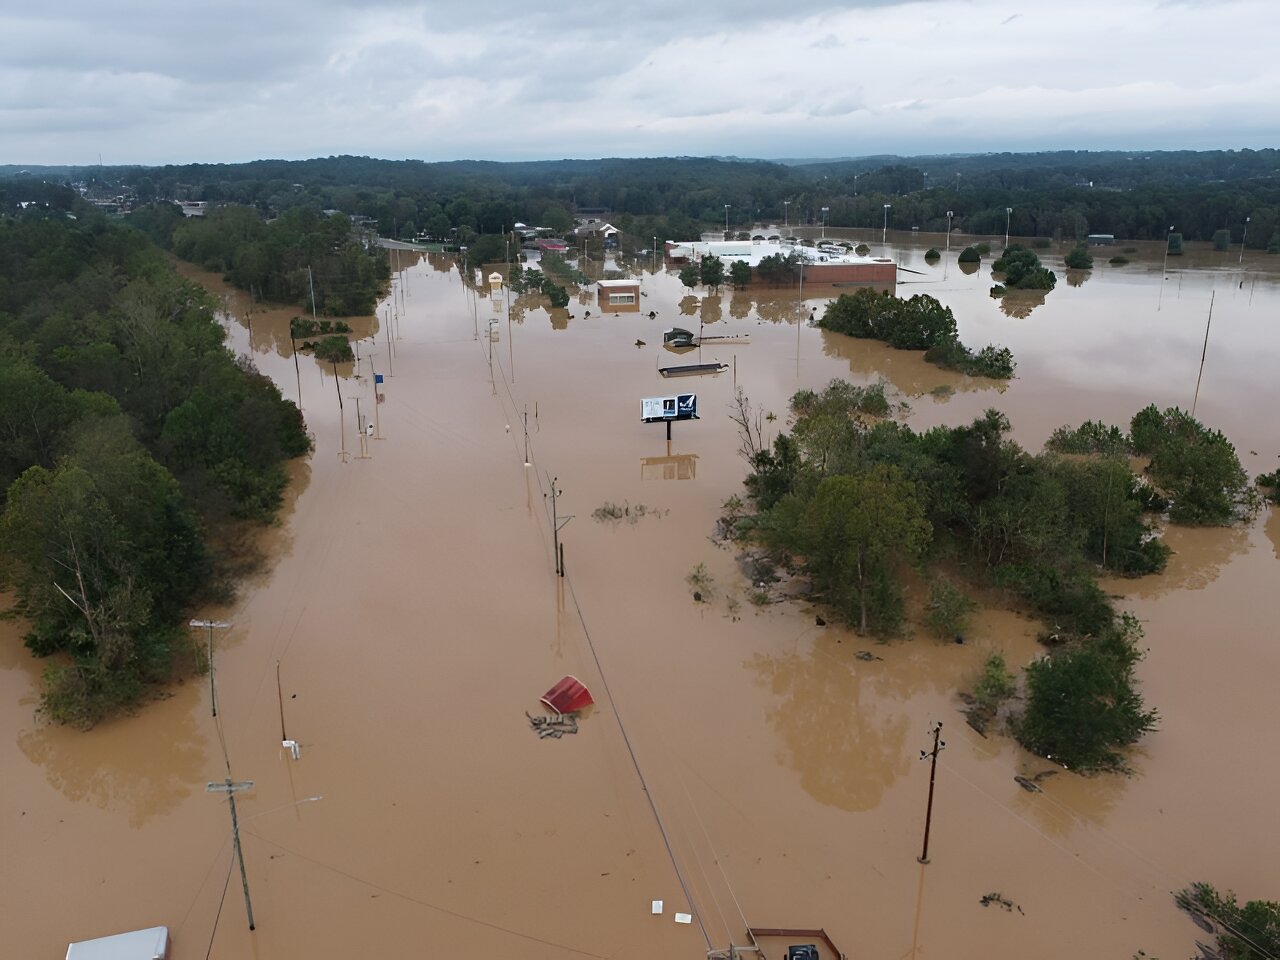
left=4, top=234, right=1279, bottom=959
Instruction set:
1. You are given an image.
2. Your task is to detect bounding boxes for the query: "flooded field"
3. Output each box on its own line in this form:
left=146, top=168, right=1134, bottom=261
left=4, top=232, right=1278, bottom=959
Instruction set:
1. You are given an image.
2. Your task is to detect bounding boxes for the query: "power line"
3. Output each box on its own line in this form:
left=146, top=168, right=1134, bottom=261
left=241, top=831, right=609, bottom=959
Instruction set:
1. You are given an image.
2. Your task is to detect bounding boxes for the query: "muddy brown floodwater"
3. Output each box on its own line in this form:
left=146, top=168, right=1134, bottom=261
left=4, top=234, right=1278, bottom=959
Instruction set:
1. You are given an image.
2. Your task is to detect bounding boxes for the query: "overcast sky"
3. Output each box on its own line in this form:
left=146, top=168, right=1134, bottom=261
left=3, top=0, right=1277, bottom=166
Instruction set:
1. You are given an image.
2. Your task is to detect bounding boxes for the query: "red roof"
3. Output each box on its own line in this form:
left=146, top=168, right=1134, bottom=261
left=541, top=676, right=593, bottom=714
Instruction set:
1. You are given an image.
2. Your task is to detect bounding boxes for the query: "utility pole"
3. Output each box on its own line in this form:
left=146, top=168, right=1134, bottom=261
left=1191, top=291, right=1215, bottom=418
left=547, top=476, right=573, bottom=578
left=523, top=405, right=531, bottom=467
left=369, top=356, right=382, bottom=439
left=917, top=722, right=945, bottom=864
left=383, top=304, right=394, bottom=376
left=307, top=265, right=318, bottom=325
left=206, top=778, right=256, bottom=930
left=189, top=620, right=230, bottom=717
left=355, top=395, right=370, bottom=459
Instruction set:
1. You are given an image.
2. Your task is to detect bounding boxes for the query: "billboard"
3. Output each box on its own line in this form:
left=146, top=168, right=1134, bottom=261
left=641, top=394, right=698, bottom=423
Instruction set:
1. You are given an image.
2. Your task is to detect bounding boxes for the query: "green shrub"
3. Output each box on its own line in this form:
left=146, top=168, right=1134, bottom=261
left=1015, top=616, right=1157, bottom=772
left=1108, top=255, right=1130, bottom=265
left=925, top=578, right=977, bottom=638
left=958, top=246, right=981, bottom=264
left=924, top=247, right=940, bottom=260
left=972, top=653, right=1017, bottom=710
left=1130, top=405, right=1249, bottom=524
left=1212, top=228, right=1231, bottom=252
left=992, top=244, right=1057, bottom=290
left=1064, top=244, right=1094, bottom=269
left=1176, top=883, right=1280, bottom=960
left=994, top=562, right=1115, bottom=638
left=975, top=242, right=992, bottom=255
left=1046, top=420, right=1129, bottom=456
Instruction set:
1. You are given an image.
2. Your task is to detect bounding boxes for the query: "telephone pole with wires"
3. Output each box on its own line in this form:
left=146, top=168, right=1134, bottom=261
left=206, top=778, right=256, bottom=930
left=546, top=476, right=572, bottom=577
left=917, top=722, right=945, bottom=864
left=189, top=619, right=230, bottom=717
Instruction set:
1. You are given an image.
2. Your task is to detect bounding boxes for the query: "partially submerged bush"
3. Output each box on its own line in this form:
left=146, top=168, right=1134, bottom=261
left=925, top=578, right=977, bottom=639
left=1015, top=615, right=1157, bottom=772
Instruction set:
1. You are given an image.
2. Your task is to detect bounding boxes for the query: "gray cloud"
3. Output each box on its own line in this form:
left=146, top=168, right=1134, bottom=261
left=2, top=0, right=1277, bottom=164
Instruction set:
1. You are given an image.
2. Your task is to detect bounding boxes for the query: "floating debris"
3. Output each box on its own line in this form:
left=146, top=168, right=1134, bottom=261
left=979, top=892, right=1023, bottom=914
left=1014, top=769, right=1059, bottom=793
left=855, top=650, right=883, bottom=662
left=527, top=712, right=580, bottom=739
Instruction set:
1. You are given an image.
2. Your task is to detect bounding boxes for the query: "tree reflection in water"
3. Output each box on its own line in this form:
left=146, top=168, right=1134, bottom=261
left=747, top=635, right=911, bottom=812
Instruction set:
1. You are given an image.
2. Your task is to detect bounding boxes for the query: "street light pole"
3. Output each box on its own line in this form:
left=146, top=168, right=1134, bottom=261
left=652, top=236, right=657, bottom=275
left=1240, top=216, right=1250, bottom=264
left=1004, top=207, right=1012, bottom=249
left=883, top=204, right=892, bottom=244
left=821, top=206, right=829, bottom=239
left=724, top=204, right=731, bottom=236
left=783, top=200, right=790, bottom=229
left=946, top=210, right=954, bottom=254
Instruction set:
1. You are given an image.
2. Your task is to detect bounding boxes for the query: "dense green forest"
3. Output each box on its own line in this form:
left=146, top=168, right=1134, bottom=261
left=0, top=195, right=311, bottom=726
left=11, top=149, right=1280, bottom=252
left=131, top=202, right=388, bottom=315
left=728, top=384, right=1253, bottom=771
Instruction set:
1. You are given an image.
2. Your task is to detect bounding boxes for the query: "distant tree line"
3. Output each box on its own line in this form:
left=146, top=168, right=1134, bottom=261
left=13, top=149, right=1280, bottom=254
left=0, top=197, right=310, bottom=726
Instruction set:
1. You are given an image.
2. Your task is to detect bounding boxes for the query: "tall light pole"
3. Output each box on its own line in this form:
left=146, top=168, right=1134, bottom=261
left=821, top=206, right=830, bottom=239
left=1004, top=207, right=1012, bottom=249
left=882, top=204, right=892, bottom=244
left=783, top=200, right=790, bottom=228
left=945, top=210, right=954, bottom=254
left=652, top=236, right=657, bottom=275
left=724, top=204, right=731, bottom=236
left=1240, top=216, right=1250, bottom=264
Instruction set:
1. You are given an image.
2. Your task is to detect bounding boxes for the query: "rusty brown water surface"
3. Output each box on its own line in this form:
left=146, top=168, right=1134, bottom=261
left=4, top=239, right=1278, bottom=959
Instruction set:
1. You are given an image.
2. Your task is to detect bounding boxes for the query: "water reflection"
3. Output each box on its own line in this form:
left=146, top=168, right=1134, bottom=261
left=640, top=453, right=698, bottom=480
left=1065, top=270, right=1091, bottom=288
left=679, top=295, right=699, bottom=316
left=1011, top=755, right=1128, bottom=835
left=747, top=636, right=910, bottom=811
left=820, top=330, right=1005, bottom=399
left=1118, top=523, right=1251, bottom=598
left=729, top=292, right=752, bottom=319
left=959, top=261, right=980, bottom=276
left=997, top=290, right=1048, bottom=318
left=18, top=694, right=208, bottom=827
left=1265, top=507, right=1280, bottom=562
left=701, top=295, right=722, bottom=325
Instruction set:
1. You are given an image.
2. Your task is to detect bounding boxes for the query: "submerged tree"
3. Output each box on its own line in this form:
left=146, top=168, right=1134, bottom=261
left=761, top=465, right=931, bottom=634
left=1015, top=616, right=1157, bottom=772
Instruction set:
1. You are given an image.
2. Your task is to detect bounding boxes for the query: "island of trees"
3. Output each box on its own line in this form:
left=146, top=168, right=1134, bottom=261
left=725, top=380, right=1254, bottom=772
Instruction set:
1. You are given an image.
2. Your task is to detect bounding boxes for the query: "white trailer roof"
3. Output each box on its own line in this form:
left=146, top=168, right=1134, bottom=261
left=66, top=926, right=169, bottom=960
